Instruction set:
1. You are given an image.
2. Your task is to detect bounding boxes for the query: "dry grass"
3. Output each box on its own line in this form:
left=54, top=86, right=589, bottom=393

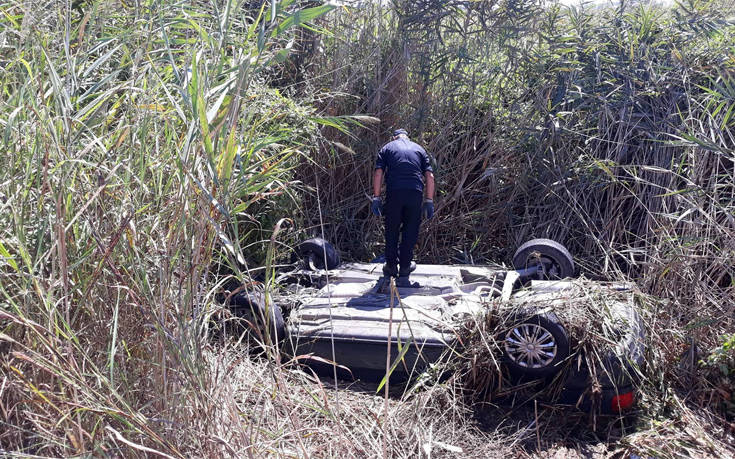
left=299, top=2, right=735, bottom=453
left=1, top=0, right=734, bottom=457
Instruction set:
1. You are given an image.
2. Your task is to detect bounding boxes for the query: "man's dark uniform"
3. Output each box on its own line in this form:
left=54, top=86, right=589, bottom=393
left=375, top=136, right=433, bottom=276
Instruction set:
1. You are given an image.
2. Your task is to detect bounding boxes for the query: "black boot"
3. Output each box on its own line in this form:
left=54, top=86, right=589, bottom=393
left=398, top=261, right=417, bottom=278
left=382, top=263, right=398, bottom=277
left=396, top=275, right=420, bottom=288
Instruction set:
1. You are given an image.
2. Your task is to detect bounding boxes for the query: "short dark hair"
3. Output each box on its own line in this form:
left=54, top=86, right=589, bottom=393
left=393, top=128, right=408, bottom=137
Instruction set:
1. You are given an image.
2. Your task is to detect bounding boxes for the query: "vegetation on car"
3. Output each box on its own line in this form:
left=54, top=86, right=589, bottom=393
left=0, top=0, right=733, bottom=457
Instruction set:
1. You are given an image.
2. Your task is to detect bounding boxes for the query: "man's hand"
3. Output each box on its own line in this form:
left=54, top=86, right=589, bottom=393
left=423, top=199, right=434, bottom=220
left=371, top=197, right=383, bottom=216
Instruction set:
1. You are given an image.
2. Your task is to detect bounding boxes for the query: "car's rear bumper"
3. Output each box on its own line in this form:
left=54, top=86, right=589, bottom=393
left=558, top=383, right=637, bottom=414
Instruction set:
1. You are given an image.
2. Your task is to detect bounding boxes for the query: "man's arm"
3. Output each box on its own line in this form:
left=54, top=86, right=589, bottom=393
left=373, top=168, right=384, bottom=197
left=424, top=171, right=435, bottom=200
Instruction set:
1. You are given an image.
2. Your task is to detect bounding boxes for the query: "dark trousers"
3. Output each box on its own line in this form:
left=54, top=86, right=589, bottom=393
left=384, top=189, right=423, bottom=274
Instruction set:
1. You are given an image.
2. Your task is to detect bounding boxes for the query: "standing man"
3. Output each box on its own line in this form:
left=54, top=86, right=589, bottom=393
left=371, top=129, right=435, bottom=287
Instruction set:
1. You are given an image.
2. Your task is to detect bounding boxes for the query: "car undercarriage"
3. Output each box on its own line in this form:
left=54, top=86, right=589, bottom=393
left=226, top=239, right=645, bottom=414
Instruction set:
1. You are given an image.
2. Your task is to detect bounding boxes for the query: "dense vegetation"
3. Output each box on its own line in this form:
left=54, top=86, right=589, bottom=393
left=0, top=0, right=733, bottom=456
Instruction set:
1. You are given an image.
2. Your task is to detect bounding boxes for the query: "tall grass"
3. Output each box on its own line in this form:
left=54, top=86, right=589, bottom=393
left=1, top=0, right=734, bottom=457
left=0, top=0, right=342, bottom=455
left=296, top=0, right=734, bottom=455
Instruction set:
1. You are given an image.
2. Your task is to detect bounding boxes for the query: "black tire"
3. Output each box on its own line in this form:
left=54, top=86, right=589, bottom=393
left=295, top=238, right=340, bottom=270
left=502, top=312, right=570, bottom=378
left=228, top=292, right=286, bottom=344
left=512, top=239, right=575, bottom=280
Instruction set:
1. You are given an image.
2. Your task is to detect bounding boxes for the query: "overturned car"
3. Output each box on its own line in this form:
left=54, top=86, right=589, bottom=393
left=226, top=238, right=645, bottom=414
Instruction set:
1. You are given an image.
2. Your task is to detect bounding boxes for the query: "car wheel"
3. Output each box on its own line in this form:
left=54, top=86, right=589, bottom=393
left=228, top=292, right=286, bottom=344
left=296, top=237, right=340, bottom=270
left=512, top=238, right=575, bottom=280
left=502, top=312, right=570, bottom=377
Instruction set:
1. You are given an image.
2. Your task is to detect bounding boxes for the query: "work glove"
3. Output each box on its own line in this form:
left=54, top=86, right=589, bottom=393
left=423, top=199, right=434, bottom=220
left=371, top=196, right=383, bottom=216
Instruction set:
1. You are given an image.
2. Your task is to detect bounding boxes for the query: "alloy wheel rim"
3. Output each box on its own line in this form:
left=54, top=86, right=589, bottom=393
left=504, top=323, right=557, bottom=368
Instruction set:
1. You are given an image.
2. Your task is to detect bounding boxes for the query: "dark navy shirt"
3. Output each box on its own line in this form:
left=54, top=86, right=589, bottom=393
left=375, top=138, right=433, bottom=192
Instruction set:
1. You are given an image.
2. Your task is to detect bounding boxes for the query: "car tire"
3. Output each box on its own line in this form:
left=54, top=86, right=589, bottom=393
left=295, top=238, right=340, bottom=270
left=502, top=312, right=570, bottom=378
left=512, top=238, right=575, bottom=280
left=228, top=292, right=286, bottom=344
